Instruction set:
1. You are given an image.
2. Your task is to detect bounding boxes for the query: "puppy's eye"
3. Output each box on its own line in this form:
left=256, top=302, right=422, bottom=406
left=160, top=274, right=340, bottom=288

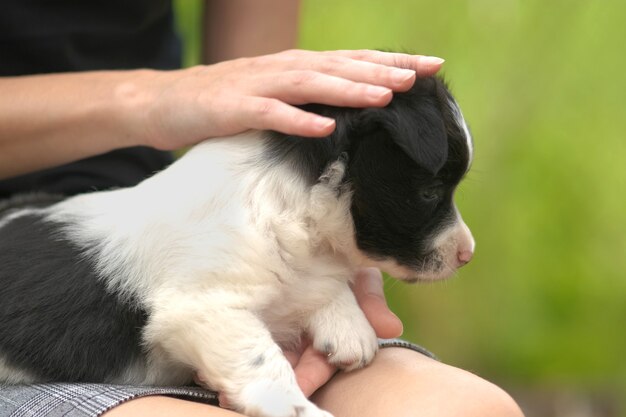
left=421, top=187, right=442, bottom=202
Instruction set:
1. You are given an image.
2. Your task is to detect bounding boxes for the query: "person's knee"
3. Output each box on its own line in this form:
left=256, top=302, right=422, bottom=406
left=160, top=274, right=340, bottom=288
left=313, top=347, right=525, bottom=417
left=435, top=364, right=525, bottom=417
left=373, top=348, right=525, bottom=417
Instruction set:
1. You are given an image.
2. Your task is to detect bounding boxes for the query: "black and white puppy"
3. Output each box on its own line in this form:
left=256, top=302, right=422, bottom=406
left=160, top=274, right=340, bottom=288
left=0, top=75, right=474, bottom=417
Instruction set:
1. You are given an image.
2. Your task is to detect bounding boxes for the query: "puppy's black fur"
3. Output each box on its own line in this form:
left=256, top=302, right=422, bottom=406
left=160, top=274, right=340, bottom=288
left=266, top=75, right=470, bottom=269
left=0, top=212, right=146, bottom=381
left=0, top=75, right=471, bottom=385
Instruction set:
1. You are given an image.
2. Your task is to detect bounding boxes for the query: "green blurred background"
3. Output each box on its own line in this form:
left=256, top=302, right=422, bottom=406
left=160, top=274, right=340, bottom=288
left=174, top=1, right=626, bottom=415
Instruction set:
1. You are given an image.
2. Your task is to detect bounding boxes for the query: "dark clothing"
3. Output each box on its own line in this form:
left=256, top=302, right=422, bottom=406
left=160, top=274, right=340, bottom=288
left=0, top=6, right=440, bottom=416
left=0, top=148, right=173, bottom=198
left=0, top=0, right=181, bottom=76
left=0, top=0, right=179, bottom=197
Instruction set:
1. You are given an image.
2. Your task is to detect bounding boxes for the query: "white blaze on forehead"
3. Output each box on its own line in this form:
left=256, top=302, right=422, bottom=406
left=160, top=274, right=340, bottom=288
left=448, top=98, right=474, bottom=171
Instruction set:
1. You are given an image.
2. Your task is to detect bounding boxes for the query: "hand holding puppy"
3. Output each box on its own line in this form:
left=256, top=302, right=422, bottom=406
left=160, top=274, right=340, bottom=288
left=196, top=268, right=402, bottom=406
left=290, top=267, right=403, bottom=397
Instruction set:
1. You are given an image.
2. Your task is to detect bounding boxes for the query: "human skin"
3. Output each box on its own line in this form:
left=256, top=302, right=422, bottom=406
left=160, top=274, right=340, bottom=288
left=0, top=50, right=442, bottom=180
left=0, top=0, right=438, bottom=392
left=103, top=270, right=524, bottom=417
left=1, top=1, right=524, bottom=415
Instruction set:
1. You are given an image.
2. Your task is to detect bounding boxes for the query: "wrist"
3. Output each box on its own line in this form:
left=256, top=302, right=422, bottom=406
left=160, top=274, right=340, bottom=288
left=110, top=68, right=162, bottom=149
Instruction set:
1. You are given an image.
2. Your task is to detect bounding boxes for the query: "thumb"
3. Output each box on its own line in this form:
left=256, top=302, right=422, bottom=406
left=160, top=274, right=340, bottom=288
left=352, top=268, right=403, bottom=339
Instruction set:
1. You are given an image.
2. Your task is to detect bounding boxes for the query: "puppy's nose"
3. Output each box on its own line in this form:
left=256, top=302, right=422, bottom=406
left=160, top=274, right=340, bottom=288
left=457, top=249, right=473, bottom=266
left=454, top=214, right=474, bottom=267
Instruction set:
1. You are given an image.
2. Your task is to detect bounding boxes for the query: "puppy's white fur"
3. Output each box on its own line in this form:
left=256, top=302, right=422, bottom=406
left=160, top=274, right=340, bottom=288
left=1, top=75, right=475, bottom=417
left=42, top=132, right=377, bottom=416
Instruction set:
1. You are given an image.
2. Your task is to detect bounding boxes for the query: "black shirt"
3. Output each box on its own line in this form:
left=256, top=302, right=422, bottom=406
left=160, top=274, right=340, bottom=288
left=0, top=0, right=180, bottom=197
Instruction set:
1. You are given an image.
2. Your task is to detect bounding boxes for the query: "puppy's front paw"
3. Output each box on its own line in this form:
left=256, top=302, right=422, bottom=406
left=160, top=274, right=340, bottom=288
left=239, top=379, right=333, bottom=417
left=312, top=315, right=378, bottom=372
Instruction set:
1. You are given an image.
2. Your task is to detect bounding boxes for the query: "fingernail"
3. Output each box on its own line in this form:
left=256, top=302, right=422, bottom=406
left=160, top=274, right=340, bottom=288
left=367, top=85, right=391, bottom=100
left=421, top=56, right=445, bottom=66
left=391, top=69, right=416, bottom=84
left=315, top=117, right=335, bottom=131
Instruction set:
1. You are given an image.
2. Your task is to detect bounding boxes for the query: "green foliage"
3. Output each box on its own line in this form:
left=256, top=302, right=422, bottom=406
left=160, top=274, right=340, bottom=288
left=173, top=0, right=203, bottom=67
left=174, top=0, right=626, bottom=399
left=302, top=0, right=626, bottom=395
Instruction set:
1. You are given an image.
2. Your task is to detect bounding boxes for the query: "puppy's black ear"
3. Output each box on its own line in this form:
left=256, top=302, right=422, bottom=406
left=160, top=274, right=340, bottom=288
left=357, top=96, right=448, bottom=175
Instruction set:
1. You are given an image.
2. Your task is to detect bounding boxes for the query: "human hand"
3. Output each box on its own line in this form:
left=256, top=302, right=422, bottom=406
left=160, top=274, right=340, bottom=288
left=194, top=267, right=401, bottom=405
left=129, top=49, right=444, bottom=150
left=286, top=267, right=403, bottom=397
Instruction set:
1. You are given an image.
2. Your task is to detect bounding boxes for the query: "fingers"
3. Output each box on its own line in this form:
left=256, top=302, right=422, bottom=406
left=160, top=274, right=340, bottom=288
left=290, top=268, right=403, bottom=399
left=239, top=49, right=440, bottom=94
left=253, top=71, right=393, bottom=107
left=284, top=347, right=303, bottom=368
left=269, top=49, right=440, bottom=92
left=293, top=345, right=337, bottom=397
left=293, top=55, right=417, bottom=92
left=351, top=268, right=404, bottom=339
left=323, top=49, right=445, bottom=77
left=238, top=49, right=445, bottom=137
left=234, top=96, right=336, bottom=137
left=142, top=49, right=445, bottom=148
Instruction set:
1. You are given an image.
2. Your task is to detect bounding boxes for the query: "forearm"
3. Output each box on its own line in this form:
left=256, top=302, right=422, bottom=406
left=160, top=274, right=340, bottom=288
left=0, top=50, right=442, bottom=180
left=0, top=70, right=156, bottom=179
left=202, top=0, right=300, bottom=64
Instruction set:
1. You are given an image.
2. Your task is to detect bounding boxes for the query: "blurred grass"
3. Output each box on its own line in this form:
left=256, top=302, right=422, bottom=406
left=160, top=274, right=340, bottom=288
left=174, top=0, right=626, bottom=414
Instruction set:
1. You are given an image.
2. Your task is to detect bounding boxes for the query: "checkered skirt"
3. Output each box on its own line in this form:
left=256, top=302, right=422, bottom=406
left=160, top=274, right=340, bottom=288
left=0, top=339, right=434, bottom=417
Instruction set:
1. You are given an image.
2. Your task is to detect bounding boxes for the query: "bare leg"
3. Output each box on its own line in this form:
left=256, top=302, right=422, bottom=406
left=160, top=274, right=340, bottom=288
left=311, top=347, right=525, bottom=417
left=104, top=347, right=524, bottom=417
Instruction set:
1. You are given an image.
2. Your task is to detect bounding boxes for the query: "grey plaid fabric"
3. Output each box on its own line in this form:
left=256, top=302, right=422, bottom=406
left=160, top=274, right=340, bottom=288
left=0, top=339, right=432, bottom=417
left=379, top=338, right=437, bottom=359
left=0, top=384, right=217, bottom=417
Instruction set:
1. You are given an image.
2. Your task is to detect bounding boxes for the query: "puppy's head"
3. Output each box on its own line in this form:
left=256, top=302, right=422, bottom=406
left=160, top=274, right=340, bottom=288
left=266, top=76, right=474, bottom=282
left=345, top=76, right=474, bottom=281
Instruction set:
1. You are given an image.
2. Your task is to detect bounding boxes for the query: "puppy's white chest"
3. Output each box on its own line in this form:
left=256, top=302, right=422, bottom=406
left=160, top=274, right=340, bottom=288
left=254, top=257, right=353, bottom=343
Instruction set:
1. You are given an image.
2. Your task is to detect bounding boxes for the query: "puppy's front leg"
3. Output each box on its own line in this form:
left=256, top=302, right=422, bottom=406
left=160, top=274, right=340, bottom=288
left=307, top=283, right=378, bottom=371
left=145, top=291, right=332, bottom=417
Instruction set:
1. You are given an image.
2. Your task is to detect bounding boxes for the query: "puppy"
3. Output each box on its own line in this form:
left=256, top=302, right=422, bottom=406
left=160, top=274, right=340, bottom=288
left=0, top=75, right=474, bottom=417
